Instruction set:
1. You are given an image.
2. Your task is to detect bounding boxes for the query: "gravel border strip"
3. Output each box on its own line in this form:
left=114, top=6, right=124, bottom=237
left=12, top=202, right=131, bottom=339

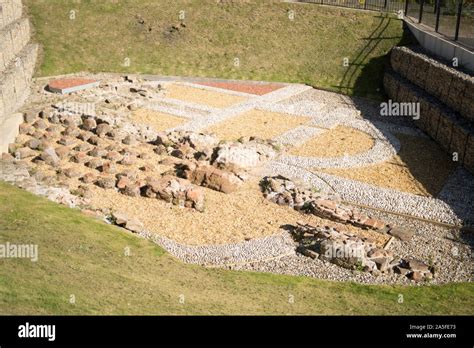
left=371, top=120, right=429, bottom=138
left=438, top=167, right=474, bottom=226
left=311, top=170, right=462, bottom=225
left=151, top=95, right=220, bottom=114
left=278, top=119, right=400, bottom=169
left=257, top=100, right=326, bottom=118
left=273, top=126, right=324, bottom=146
left=141, top=101, right=209, bottom=120
left=136, top=229, right=296, bottom=266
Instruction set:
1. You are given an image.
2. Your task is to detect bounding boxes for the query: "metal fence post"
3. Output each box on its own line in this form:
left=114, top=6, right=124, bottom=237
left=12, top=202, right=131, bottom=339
left=384, top=0, right=388, bottom=9
left=435, top=0, right=441, bottom=32
left=419, top=0, right=424, bottom=23
left=405, top=0, right=410, bottom=16
left=454, top=0, right=463, bottom=41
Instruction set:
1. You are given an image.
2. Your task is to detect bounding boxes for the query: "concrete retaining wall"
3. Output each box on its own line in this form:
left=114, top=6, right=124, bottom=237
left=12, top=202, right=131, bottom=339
left=0, top=0, right=37, bottom=153
left=384, top=46, right=474, bottom=174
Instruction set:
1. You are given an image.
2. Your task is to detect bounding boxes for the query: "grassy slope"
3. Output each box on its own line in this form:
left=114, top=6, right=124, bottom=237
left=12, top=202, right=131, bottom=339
left=0, top=182, right=472, bottom=315
left=25, top=0, right=405, bottom=98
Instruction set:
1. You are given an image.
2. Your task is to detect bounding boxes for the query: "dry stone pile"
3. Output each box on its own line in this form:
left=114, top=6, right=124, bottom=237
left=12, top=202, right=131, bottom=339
left=261, top=176, right=414, bottom=240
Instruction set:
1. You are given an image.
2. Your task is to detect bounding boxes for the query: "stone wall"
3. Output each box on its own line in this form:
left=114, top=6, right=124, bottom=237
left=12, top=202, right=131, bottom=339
left=384, top=46, right=474, bottom=175
left=390, top=46, right=474, bottom=123
left=0, top=0, right=38, bottom=153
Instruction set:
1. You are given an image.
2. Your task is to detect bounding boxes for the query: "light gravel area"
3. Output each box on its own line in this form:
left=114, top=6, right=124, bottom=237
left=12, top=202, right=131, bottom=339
left=273, top=126, right=323, bottom=146
left=438, top=168, right=474, bottom=226
left=140, top=229, right=297, bottom=266
left=142, top=100, right=210, bottom=120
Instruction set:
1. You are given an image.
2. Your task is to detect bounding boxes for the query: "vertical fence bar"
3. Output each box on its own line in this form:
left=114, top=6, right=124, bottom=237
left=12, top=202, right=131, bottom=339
left=435, top=0, right=441, bottom=32
left=419, top=0, right=424, bottom=23
left=384, top=0, right=388, bottom=8
left=454, top=0, right=463, bottom=41
left=405, top=0, right=410, bottom=16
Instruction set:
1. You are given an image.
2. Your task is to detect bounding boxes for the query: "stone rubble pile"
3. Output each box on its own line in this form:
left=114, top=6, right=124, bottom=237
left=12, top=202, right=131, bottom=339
left=6, top=108, right=206, bottom=211
left=155, top=131, right=279, bottom=193
left=4, top=100, right=281, bottom=215
left=261, top=176, right=414, bottom=241
left=293, top=223, right=434, bottom=281
left=0, top=160, right=85, bottom=208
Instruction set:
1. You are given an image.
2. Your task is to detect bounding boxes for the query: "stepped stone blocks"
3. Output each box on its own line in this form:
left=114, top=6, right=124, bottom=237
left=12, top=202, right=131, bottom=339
left=389, top=46, right=474, bottom=122
left=0, top=17, right=31, bottom=73
left=384, top=67, right=474, bottom=174
left=0, top=0, right=37, bottom=153
left=0, top=0, right=22, bottom=28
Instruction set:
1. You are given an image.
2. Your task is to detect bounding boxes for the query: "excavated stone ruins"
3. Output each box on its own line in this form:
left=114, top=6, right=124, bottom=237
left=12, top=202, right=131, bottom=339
left=0, top=74, right=472, bottom=285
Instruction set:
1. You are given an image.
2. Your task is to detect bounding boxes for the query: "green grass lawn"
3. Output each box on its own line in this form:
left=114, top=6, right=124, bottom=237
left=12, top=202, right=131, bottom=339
left=0, top=181, right=472, bottom=315
left=25, top=0, right=409, bottom=99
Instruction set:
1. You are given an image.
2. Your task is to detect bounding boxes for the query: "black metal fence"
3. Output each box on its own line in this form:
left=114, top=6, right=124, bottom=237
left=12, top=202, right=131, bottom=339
left=295, top=0, right=406, bottom=13
left=297, top=0, right=474, bottom=49
left=405, top=0, right=474, bottom=49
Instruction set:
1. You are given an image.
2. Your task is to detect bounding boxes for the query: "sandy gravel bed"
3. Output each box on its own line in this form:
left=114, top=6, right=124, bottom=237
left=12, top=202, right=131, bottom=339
left=289, top=126, right=375, bottom=158
left=321, top=133, right=456, bottom=197
left=130, top=108, right=187, bottom=132
left=206, top=109, right=311, bottom=141
left=163, top=83, right=248, bottom=108
left=87, top=178, right=388, bottom=246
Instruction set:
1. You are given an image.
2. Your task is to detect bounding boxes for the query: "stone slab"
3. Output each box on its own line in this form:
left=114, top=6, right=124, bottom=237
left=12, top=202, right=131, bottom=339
left=47, top=78, right=100, bottom=94
left=0, top=112, right=23, bottom=153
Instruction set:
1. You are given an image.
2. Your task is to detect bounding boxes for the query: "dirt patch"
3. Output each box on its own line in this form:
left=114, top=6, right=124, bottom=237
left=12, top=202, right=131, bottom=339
left=320, top=133, right=457, bottom=197
left=196, top=81, right=284, bottom=95
left=207, top=109, right=310, bottom=141
left=131, top=108, right=187, bottom=132
left=164, top=84, right=248, bottom=108
left=289, top=126, right=375, bottom=158
left=87, top=178, right=388, bottom=246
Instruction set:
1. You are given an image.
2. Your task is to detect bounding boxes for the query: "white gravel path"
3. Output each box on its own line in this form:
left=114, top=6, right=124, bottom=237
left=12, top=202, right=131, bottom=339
left=273, top=126, right=323, bottom=146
